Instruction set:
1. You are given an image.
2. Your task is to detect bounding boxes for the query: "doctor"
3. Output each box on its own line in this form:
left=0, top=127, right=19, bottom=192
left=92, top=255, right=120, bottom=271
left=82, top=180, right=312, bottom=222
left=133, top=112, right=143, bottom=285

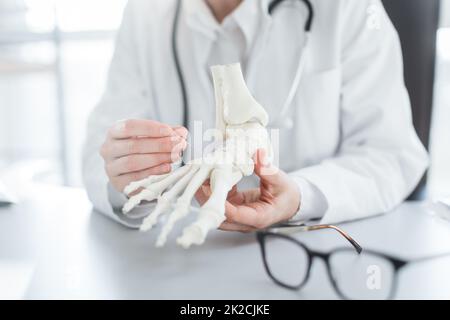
left=83, top=0, right=428, bottom=231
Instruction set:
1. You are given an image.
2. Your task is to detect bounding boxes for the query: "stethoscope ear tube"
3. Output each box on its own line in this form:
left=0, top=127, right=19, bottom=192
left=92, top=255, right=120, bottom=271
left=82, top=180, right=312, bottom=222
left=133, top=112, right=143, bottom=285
left=267, top=0, right=314, bottom=130
left=272, top=33, right=310, bottom=128
left=269, top=0, right=314, bottom=31
left=172, top=0, right=189, bottom=129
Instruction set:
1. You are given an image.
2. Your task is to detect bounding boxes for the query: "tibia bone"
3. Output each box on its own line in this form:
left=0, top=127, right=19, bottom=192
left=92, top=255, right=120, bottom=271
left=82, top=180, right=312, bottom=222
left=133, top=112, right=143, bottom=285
left=140, top=165, right=200, bottom=232
left=210, top=63, right=269, bottom=128
left=176, top=167, right=243, bottom=249
left=122, top=164, right=192, bottom=214
left=156, top=165, right=213, bottom=247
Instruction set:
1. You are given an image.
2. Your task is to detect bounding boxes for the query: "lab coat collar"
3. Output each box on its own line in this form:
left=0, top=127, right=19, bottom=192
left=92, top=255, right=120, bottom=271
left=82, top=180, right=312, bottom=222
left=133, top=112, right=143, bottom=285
left=184, top=0, right=272, bottom=47
left=231, top=0, right=262, bottom=53
left=184, top=0, right=219, bottom=40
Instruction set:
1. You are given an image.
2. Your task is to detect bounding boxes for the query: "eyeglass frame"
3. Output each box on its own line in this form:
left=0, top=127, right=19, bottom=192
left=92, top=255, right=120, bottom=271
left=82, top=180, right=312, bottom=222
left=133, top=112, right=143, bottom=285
left=256, top=223, right=450, bottom=300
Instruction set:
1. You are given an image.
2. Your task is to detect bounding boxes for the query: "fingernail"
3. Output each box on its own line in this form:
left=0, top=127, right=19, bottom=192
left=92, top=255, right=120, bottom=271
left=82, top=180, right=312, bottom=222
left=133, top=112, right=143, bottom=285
left=171, top=151, right=181, bottom=162
left=259, top=149, right=269, bottom=167
left=171, top=135, right=182, bottom=144
left=259, top=149, right=265, bottom=159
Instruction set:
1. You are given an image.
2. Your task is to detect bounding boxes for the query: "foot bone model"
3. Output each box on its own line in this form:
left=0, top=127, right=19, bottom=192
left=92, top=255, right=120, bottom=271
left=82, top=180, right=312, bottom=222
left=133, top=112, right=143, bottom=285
left=122, top=63, right=271, bottom=248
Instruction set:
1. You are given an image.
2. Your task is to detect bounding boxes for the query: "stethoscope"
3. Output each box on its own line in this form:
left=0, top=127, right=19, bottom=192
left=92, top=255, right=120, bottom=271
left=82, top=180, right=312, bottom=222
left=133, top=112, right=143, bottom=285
left=172, top=0, right=314, bottom=130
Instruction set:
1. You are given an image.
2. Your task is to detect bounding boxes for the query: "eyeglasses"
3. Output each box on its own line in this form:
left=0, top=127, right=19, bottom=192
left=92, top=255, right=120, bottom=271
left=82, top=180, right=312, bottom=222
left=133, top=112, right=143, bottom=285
left=256, top=223, right=450, bottom=300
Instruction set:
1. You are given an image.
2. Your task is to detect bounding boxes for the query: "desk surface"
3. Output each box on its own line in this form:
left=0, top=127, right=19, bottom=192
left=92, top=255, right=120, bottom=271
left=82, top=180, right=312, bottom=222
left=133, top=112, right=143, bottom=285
left=1, top=183, right=450, bottom=299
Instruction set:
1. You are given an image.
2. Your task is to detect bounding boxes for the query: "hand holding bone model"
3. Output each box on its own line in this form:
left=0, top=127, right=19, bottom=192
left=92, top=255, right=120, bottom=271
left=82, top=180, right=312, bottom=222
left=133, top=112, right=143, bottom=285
left=196, top=148, right=301, bottom=233
left=100, top=120, right=188, bottom=193
left=122, top=63, right=287, bottom=248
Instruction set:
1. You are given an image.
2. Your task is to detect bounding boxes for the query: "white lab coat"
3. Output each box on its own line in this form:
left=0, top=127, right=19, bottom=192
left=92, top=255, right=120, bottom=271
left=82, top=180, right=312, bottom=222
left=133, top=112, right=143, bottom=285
left=82, top=0, right=428, bottom=227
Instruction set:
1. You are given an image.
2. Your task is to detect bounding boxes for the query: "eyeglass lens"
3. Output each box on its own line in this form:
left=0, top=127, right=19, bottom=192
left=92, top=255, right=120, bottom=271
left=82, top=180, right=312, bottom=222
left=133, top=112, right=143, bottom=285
left=329, top=250, right=396, bottom=300
left=263, top=235, right=396, bottom=299
left=264, top=235, right=310, bottom=288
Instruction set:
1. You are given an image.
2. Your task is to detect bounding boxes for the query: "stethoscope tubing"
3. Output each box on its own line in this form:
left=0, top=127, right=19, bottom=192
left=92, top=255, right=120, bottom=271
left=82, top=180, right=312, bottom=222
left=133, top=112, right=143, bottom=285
left=275, top=32, right=310, bottom=129
left=172, top=0, right=189, bottom=128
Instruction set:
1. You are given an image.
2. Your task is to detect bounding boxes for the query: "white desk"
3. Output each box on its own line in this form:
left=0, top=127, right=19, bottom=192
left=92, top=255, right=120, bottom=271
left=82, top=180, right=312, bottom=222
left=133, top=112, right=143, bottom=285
left=1, top=183, right=450, bottom=299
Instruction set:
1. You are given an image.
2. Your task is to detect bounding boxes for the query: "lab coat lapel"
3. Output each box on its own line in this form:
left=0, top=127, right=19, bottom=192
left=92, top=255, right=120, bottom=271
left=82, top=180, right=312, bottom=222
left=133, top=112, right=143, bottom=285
left=246, top=2, right=309, bottom=126
left=182, top=2, right=217, bottom=129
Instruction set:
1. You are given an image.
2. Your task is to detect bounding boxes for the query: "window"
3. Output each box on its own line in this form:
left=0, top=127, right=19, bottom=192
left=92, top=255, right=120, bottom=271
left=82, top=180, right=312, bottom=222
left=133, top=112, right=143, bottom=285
left=0, top=0, right=125, bottom=186
left=0, top=0, right=449, bottom=200
left=429, top=0, right=450, bottom=198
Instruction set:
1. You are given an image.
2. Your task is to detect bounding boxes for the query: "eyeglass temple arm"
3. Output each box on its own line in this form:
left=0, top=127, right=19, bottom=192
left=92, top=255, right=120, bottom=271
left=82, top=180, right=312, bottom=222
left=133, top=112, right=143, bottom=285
left=306, top=225, right=363, bottom=254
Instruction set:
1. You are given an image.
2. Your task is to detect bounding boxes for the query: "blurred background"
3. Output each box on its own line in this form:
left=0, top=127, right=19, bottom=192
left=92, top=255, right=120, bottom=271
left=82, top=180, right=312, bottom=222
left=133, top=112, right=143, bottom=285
left=0, top=0, right=126, bottom=187
left=0, top=0, right=449, bottom=199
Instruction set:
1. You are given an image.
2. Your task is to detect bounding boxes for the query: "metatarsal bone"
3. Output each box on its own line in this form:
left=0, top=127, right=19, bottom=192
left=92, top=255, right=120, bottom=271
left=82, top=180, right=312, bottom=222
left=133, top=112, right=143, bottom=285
left=124, top=173, right=170, bottom=196
left=156, top=165, right=213, bottom=247
left=140, top=165, right=200, bottom=232
left=122, top=164, right=192, bottom=214
left=177, top=168, right=242, bottom=248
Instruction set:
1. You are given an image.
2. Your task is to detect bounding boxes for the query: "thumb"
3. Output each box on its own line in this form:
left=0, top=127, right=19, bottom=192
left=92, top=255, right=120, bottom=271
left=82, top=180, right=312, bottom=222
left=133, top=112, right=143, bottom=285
left=253, top=149, right=283, bottom=186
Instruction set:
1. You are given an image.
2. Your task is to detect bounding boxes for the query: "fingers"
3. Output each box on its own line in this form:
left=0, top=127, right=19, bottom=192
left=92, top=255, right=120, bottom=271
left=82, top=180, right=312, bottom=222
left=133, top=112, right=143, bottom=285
left=102, top=120, right=189, bottom=193
left=106, top=153, right=179, bottom=177
left=173, top=126, right=188, bottom=139
left=225, top=201, right=273, bottom=229
left=254, top=149, right=284, bottom=186
left=109, top=119, right=175, bottom=139
left=195, top=184, right=258, bottom=207
left=194, top=185, right=210, bottom=206
left=110, top=163, right=172, bottom=192
left=227, top=185, right=238, bottom=198
left=227, top=188, right=260, bottom=206
left=219, top=221, right=256, bottom=233
left=104, top=135, right=187, bottom=159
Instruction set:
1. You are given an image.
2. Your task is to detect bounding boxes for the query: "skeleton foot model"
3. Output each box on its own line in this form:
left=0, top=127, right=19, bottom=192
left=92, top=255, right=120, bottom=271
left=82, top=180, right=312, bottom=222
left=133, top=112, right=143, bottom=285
left=122, top=63, right=271, bottom=248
